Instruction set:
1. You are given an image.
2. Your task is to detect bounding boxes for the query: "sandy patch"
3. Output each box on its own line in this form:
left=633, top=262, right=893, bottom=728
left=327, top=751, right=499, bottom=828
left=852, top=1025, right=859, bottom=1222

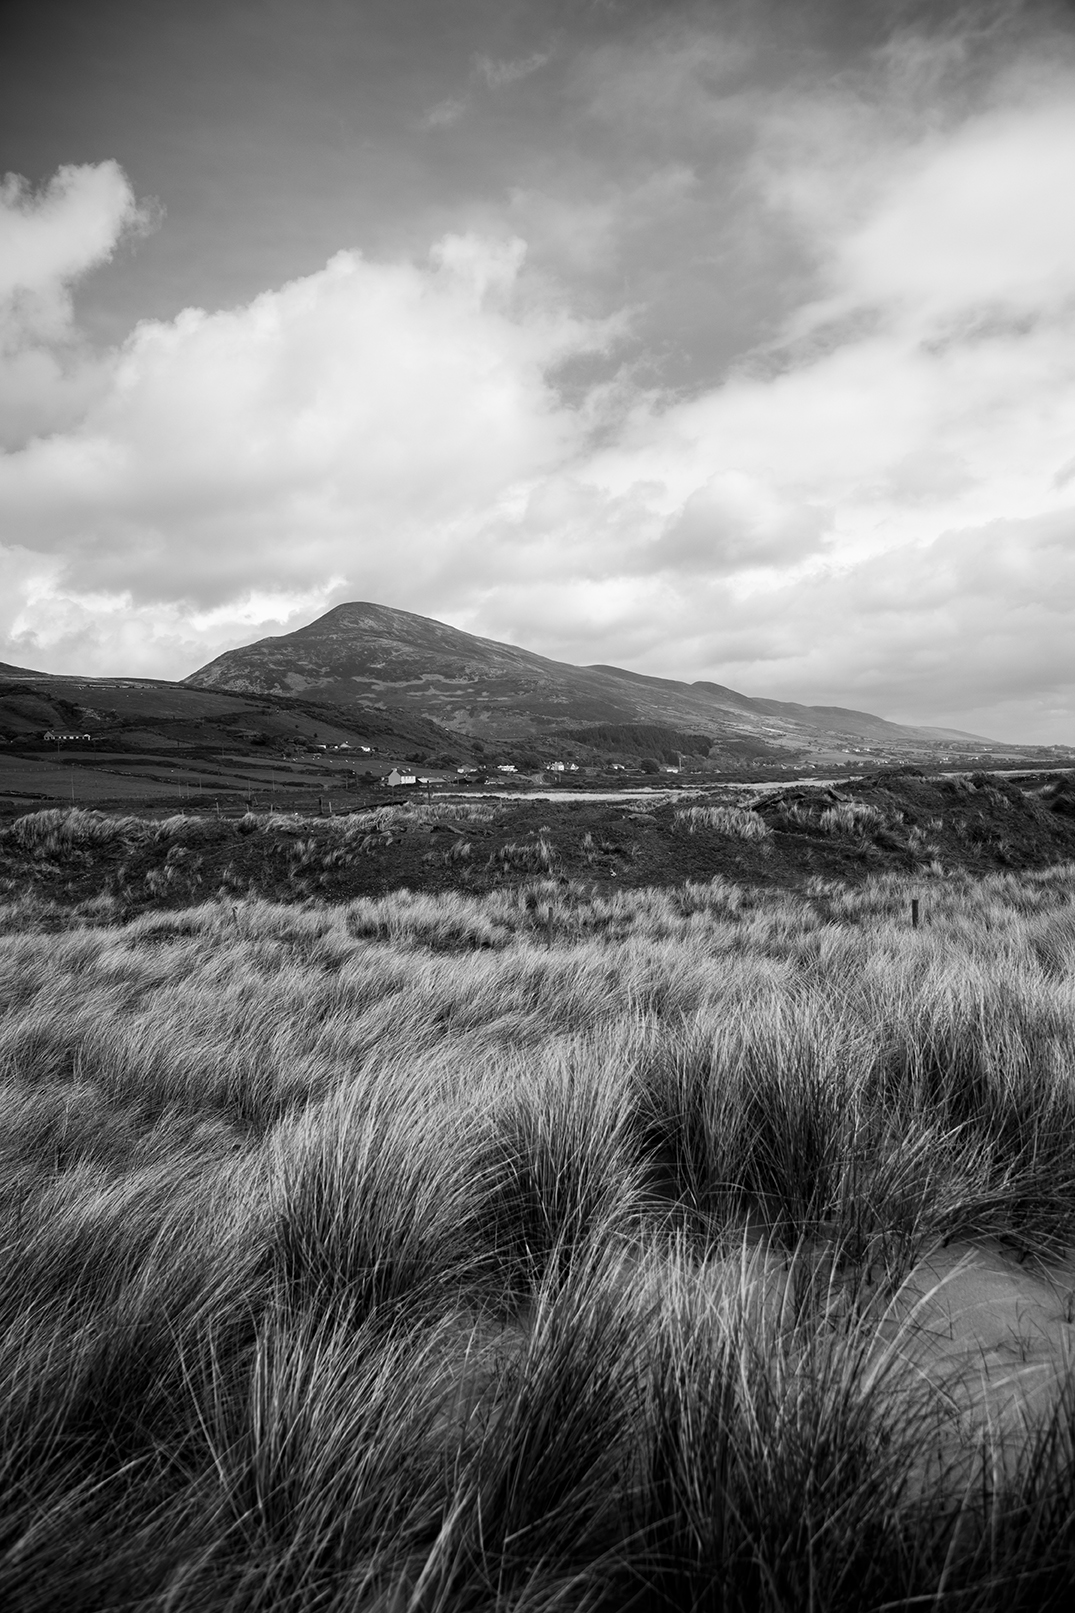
left=891, top=1240, right=1075, bottom=1421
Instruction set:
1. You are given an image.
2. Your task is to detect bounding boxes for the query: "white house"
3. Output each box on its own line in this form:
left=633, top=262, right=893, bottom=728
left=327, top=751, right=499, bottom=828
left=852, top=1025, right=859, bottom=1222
left=385, top=769, right=417, bottom=787
left=496, top=763, right=517, bottom=773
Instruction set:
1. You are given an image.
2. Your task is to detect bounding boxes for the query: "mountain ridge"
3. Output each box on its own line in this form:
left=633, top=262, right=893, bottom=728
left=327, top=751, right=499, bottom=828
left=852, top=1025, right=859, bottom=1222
left=184, top=600, right=999, bottom=765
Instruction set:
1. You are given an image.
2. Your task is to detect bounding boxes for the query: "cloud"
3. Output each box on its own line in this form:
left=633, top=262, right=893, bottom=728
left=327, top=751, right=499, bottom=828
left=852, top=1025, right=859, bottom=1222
left=419, top=49, right=552, bottom=133
left=0, top=162, right=144, bottom=321
left=0, top=211, right=619, bottom=671
left=420, top=97, right=467, bottom=130
left=647, top=477, right=827, bottom=575
left=697, top=508, right=1075, bottom=741
left=779, top=88, right=1075, bottom=339
left=474, top=50, right=551, bottom=89
left=0, top=162, right=149, bottom=449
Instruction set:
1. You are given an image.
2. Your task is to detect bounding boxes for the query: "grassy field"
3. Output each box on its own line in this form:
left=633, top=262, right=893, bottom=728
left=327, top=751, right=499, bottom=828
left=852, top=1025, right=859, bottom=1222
left=5, top=771, right=1075, bottom=916
left=5, top=814, right=1075, bottom=1609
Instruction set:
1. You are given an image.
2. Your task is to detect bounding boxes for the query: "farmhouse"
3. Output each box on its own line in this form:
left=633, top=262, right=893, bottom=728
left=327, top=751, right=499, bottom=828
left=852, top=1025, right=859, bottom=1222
left=42, top=730, right=92, bottom=742
left=385, top=769, right=417, bottom=787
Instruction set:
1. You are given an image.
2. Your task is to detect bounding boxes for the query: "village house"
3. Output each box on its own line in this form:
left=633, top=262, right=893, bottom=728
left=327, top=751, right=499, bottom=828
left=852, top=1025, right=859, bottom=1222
left=385, top=769, right=418, bottom=787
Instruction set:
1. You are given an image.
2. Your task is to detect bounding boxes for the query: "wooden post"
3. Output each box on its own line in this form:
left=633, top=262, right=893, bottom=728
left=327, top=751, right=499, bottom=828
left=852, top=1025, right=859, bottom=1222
left=911, top=897, right=920, bottom=929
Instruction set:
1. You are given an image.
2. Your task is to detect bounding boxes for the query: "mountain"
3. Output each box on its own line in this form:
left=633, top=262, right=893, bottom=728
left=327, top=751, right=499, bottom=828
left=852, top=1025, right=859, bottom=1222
left=184, top=601, right=1002, bottom=765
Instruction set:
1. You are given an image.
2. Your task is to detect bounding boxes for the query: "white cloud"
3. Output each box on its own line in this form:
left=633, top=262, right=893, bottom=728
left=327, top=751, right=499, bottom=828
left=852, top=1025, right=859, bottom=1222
left=0, top=207, right=618, bottom=672
left=785, top=93, right=1075, bottom=336
left=0, top=162, right=147, bottom=449
left=0, top=162, right=142, bottom=320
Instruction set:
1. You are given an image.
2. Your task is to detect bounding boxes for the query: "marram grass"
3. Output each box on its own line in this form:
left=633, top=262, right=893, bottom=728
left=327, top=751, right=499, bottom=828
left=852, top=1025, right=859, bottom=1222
left=4, top=867, right=1075, bottom=1607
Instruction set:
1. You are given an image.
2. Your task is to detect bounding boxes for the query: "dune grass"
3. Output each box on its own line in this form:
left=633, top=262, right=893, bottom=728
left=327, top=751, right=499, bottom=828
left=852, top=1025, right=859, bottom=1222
left=4, top=859, right=1075, bottom=1606
left=673, top=805, right=772, bottom=842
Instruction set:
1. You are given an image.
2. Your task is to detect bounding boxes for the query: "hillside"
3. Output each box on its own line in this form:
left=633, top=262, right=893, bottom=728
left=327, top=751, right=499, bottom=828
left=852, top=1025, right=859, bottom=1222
left=185, top=600, right=1008, bottom=767
left=0, top=665, right=476, bottom=814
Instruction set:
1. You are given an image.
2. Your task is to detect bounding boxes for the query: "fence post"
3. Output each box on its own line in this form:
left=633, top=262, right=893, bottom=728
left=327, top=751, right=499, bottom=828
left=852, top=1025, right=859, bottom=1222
left=911, top=897, right=920, bottom=929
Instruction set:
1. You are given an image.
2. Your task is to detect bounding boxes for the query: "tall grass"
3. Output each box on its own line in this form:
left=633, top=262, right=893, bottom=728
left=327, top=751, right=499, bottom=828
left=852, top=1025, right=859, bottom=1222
left=4, top=868, right=1075, bottom=1605
left=674, top=804, right=771, bottom=841
left=818, top=801, right=887, bottom=836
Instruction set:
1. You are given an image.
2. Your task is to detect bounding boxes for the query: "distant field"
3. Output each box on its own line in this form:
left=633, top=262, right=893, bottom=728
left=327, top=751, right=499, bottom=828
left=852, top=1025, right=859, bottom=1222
left=0, top=752, right=196, bottom=804
left=0, top=750, right=368, bottom=811
left=4, top=861, right=1075, bottom=1608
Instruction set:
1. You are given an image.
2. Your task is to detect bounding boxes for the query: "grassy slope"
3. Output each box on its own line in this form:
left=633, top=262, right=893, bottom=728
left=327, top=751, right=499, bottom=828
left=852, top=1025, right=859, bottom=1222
left=5, top=851, right=1075, bottom=1607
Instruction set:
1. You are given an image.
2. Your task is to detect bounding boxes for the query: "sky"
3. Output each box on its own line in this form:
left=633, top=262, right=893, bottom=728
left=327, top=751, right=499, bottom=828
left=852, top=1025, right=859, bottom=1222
left=2, top=0, right=1075, bottom=741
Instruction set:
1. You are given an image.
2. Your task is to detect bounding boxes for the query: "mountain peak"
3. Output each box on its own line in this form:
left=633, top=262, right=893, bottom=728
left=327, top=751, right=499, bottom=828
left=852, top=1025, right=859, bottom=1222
left=184, top=600, right=998, bottom=763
